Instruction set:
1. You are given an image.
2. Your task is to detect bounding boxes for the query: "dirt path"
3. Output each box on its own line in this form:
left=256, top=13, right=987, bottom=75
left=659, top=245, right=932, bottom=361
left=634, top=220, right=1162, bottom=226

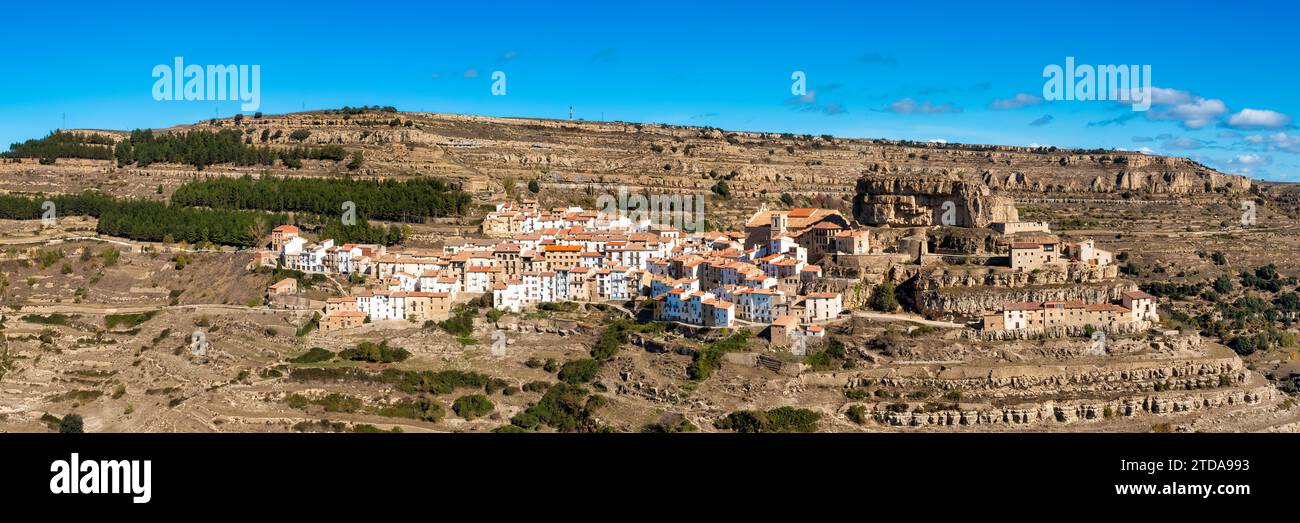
left=851, top=311, right=965, bottom=329
left=18, top=302, right=312, bottom=315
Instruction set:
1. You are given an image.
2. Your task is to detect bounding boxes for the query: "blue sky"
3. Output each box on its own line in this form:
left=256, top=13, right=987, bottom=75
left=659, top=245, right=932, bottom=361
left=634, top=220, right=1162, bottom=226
left=2, top=0, right=1297, bottom=181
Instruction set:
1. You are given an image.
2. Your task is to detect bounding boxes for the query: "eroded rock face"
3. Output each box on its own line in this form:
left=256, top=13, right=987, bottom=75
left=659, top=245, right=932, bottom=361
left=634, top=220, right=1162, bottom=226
left=852, top=174, right=1019, bottom=228
left=867, top=385, right=1275, bottom=428
left=909, top=263, right=1126, bottom=316
left=811, top=332, right=1281, bottom=430
left=848, top=148, right=1249, bottom=228
left=918, top=280, right=1132, bottom=317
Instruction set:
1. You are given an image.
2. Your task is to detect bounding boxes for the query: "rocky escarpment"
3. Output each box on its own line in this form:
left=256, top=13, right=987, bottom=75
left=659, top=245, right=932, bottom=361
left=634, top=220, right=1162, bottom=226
left=917, top=284, right=1131, bottom=317
left=981, top=152, right=1252, bottom=195
left=917, top=263, right=1119, bottom=289
left=805, top=334, right=1281, bottom=429
left=852, top=172, right=1019, bottom=228
left=852, top=158, right=1250, bottom=230
left=840, top=350, right=1245, bottom=401
left=862, top=385, right=1276, bottom=428
left=917, top=275, right=1132, bottom=317
left=965, top=320, right=1151, bottom=341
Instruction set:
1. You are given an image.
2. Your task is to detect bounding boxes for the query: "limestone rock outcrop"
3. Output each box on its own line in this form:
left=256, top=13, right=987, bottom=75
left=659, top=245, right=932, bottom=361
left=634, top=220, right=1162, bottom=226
left=852, top=174, right=1019, bottom=228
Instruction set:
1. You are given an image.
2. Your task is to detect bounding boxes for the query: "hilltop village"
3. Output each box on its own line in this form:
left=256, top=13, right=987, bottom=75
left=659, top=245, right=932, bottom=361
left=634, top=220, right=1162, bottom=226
left=4, top=110, right=1297, bottom=435
left=260, top=198, right=1152, bottom=344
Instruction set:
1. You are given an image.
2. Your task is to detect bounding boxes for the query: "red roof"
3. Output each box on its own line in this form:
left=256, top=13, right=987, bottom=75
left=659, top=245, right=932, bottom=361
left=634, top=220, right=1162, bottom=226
left=771, top=315, right=798, bottom=327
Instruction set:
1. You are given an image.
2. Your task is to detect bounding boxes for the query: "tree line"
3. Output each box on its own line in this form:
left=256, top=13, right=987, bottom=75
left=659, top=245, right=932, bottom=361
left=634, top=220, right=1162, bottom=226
left=7, top=129, right=360, bottom=171
left=3, top=131, right=114, bottom=161
left=119, top=129, right=350, bottom=170
left=170, top=175, right=472, bottom=221
left=0, top=192, right=403, bottom=247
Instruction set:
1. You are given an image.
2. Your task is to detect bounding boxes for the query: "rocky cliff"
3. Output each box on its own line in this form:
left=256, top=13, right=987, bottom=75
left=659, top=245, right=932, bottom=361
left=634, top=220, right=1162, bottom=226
left=851, top=173, right=1019, bottom=227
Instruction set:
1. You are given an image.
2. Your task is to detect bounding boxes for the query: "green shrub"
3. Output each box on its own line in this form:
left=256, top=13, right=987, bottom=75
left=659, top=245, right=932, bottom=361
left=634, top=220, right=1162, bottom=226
left=452, top=394, right=494, bottom=419
left=805, top=351, right=838, bottom=371
left=338, top=340, right=410, bottom=363
left=689, top=331, right=750, bottom=381
left=558, top=358, right=602, bottom=384
left=372, top=397, right=444, bottom=422
left=714, top=406, right=820, bottom=433
left=284, top=393, right=361, bottom=413
left=290, top=347, right=335, bottom=364
left=641, top=413, right=698, bottom=433
left=379, top=369, right=490, bottom=395
left=351, top=423, right=401, bottom=433
left=714, top=410, right=767, bottom=433
left=58, top=414, right=84, bottom=433
left=21, top=313, right=70, bottom=325
left=844, top=387, right=871, bottom=400
left=105, top=310, right=159, bottom=329
left=871, top=280, right=899, bottom=312
left=484, top=378, right=511, bottom=395
left=510, top=383, right=605, bottom=432
left=438, top=307, right=476, bottom=337
left=846, top=405, right=869, bottom=425
left=296, top=312, right=321, bottom=337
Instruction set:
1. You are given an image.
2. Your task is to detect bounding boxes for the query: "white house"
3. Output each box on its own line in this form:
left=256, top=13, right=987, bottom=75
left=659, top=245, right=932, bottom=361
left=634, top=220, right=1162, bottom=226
left=1122, top=290, right=1158, bottom=322
left=803, top=292, right=842, bottom=322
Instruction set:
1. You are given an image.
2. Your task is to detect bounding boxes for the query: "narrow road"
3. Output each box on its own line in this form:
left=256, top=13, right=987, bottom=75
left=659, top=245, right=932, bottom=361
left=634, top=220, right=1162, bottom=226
left=16, top=302, right=313, bottom=315
left=851, top=311, right=965, bottom=329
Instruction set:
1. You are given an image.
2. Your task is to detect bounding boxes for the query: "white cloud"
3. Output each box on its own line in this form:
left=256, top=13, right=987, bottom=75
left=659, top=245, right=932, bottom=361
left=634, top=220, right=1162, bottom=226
left=1243, top=132, right=1300, bottom=153
left=1222, top=153, right=1273, bottom=176
left=1226, top=108, right=1292, bottom=130
left=1150, top=87, right=1194, bottom=106
left=786, top=90, right=847, bottom=116
left=1232, top=153, right=1270, bottom=165
left=1121, top=86, right=1193, bottom=107
left=1119, top=86, right=1229, bottom=129
left=1149, top=96, right=1228, bottom=129
left=991, top=93, right=1043, bottom=110
left=888, top=98, right=961, bottom=114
